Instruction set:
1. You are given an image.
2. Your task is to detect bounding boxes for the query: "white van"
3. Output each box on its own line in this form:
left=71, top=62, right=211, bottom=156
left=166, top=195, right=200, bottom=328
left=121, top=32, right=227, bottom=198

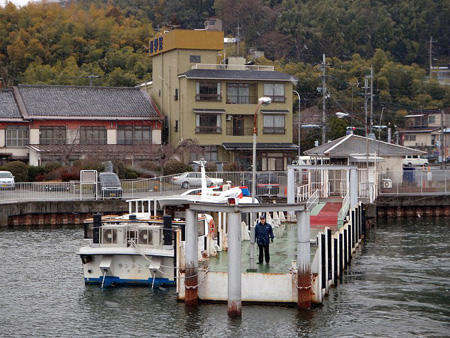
left=293, top=156, right=330, bottom=165
left=402, top=155, right=429, bottom=167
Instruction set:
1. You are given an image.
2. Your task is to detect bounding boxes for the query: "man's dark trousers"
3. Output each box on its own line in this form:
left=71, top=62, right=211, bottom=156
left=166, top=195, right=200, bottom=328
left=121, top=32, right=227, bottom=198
left=258, top=244, right=270, bottom=264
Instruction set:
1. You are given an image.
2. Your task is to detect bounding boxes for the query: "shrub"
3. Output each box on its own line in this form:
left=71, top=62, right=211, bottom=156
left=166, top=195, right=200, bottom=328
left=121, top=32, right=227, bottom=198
left=28, top=165, right=46, bottom=182
left=73, top=159, right=104, bottom=171
left=5, top=161, right=28, bottom=182
left=44, top=161, right=62, bottom=173
left=163, top=160, right=192, bottom=176
left=205, top=162, right=218, bottom=172
left=223, top=162, right=239, bottom=171
left=125, top=171, right=138, bottom=179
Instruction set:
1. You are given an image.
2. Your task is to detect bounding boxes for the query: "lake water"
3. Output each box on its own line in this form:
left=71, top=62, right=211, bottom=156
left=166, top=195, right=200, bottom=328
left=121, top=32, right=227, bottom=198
left=0, top=218, right=449, bottom=337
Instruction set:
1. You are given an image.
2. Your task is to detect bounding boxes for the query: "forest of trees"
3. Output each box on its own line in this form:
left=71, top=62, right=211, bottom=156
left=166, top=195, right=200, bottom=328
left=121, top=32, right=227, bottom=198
left=0, top=0, right=449, bottom=148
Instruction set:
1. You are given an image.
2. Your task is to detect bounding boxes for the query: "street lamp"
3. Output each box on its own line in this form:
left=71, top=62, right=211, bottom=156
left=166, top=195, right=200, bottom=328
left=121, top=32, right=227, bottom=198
left=336, top=111, right=371, bottom=201
left=293, top=90, right=301, bottom=159
left=250, top=96, right=272, bottom=270
left=252, top=96, right=272, bottom=202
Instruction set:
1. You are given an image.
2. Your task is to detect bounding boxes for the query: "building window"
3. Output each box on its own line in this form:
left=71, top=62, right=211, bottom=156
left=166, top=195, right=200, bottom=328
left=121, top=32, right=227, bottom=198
left=80, top=126, right=106, bottom=145
left=263, top=115, right=285, bottom=134
left=190, top=55, right=201, bottom=63
left=264, top=83, right=285, bottom=102
left=404, top=134, right=416, bottom=141
left=196, top=82, right=221, bottom=101
left=227, top=83, right=257, bottom=104
left=195, top=114, right=221, bottom=133
left=190, top=146, right=218, bottom=162
left=6, top=126, right=28, bottom=147
left=428, top=115, right=436, bottom=123
left=117, top=126, right=152, bottom=145
left=39, top=126, right=66, bottom=145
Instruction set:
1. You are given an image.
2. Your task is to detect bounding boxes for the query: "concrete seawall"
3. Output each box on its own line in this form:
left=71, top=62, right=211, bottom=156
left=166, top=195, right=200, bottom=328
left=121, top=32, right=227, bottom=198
left=0, top=200, right=129, bottom=227
left=376, top=195, right=450, bottom=218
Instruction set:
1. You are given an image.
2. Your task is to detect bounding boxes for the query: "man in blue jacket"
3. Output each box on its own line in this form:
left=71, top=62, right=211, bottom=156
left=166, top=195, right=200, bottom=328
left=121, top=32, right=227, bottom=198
left=255, top=214, right=274, bottom=265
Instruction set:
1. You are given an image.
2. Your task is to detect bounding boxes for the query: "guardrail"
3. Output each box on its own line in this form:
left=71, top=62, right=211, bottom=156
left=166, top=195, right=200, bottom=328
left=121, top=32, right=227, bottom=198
left=337, top=192, right=350, bottom=228
left=378, top=169, right=450, bottom=195
left=297, top=184, right=309, bottom=202
left=0, top=171, right=288, bottom=203
left=306, top=189, right=320, bottom=211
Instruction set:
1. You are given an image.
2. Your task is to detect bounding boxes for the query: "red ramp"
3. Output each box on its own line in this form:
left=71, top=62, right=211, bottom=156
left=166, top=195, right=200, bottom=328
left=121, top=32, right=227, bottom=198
left=310, top=202, right=342, bottom=230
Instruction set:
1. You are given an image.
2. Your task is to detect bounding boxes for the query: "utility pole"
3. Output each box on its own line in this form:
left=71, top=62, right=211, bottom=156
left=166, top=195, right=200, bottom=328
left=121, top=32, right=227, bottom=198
left=429, top=36, right=433, bottom=75
left=440, top=108, right=445, bottom=166
left=321, top=54, right=327, bottom=144
left=363, top=77, right=369, bottom=137
left=236, top=23, right=241, bottom=56
left=370, top=65, right=374, bottom=136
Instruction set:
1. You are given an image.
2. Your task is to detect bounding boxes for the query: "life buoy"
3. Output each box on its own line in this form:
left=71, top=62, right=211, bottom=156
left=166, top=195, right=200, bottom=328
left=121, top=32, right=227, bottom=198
left=208, top=218, right=215, bottom=236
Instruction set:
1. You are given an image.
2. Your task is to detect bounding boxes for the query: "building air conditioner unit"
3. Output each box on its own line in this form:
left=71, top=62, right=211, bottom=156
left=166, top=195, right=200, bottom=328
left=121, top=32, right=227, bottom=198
left=382, top=179, right=392, bottom=189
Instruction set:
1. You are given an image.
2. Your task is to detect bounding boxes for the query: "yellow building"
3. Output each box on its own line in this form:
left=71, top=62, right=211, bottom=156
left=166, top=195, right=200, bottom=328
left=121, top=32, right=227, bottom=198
left=144, top=29, right=298, bottom=171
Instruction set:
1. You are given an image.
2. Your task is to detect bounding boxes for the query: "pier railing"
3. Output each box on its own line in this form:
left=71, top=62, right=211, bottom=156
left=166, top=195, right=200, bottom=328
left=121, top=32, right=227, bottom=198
left=2, top=168, right=449, bottom=204
left=0, top=171, right=288, bottom=203
left=378, top=169, right=450, bottom=195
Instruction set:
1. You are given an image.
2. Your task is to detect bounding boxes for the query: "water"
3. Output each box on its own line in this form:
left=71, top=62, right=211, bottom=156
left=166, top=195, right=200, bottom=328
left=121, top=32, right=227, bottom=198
left=0, top=219, right=449, bottom=337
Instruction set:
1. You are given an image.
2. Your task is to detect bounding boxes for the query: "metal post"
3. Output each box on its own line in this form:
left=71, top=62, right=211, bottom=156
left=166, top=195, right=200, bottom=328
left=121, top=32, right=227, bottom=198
left=350, top=168, right=358, bottom=209
left=287, top=167, right=295, bottom=218
left=293, top=90, right=301, bottom=158
left=228, top=212, right=242, bottom=317
left=321, top=54, right=327, bottom=144
left=296, top=210, right=311, bottom=309
left=184, top=209, right=198, bottom=305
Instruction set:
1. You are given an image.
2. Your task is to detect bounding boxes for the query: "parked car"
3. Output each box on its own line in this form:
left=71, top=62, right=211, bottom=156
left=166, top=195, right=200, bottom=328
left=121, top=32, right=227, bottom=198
left=0, top=171, right=15, bottom=190
left=402, top=155, right=429, bottom=167
left=171, top=172, right=222, bottom=189
left=95, top=172, right=122, bottom=198
left=241, top=172, right=280, bottom=196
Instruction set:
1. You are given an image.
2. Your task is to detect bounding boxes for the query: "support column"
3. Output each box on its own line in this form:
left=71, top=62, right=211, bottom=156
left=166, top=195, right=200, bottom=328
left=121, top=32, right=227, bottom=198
left=350, top=168, right=358, bottom=209
left=296, top=210, right=311, bottom=309
left=185, top=209, right=198, bottom=305
left=228, top=212, right=242, bottom=317
left=287, top=167, right=295, bottom=218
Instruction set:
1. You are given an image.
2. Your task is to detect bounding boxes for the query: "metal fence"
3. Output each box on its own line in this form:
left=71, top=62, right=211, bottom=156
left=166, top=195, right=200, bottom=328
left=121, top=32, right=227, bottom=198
left=2, top=168, right=449, bottom=204
left=0, top=171, right=288, bottom=204
left=379, top=168, right=450, bottom=195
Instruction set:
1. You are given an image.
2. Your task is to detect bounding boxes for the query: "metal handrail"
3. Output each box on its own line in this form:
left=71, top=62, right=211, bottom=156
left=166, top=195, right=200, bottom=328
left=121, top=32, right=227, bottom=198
left=306, top=189, right=320, bottom=211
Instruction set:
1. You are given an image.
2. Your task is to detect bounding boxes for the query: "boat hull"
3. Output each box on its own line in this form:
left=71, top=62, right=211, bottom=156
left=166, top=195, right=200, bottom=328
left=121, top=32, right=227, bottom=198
left=84, top=276, right=175, bottom=287
left=79, top=251, right=176, bottom=287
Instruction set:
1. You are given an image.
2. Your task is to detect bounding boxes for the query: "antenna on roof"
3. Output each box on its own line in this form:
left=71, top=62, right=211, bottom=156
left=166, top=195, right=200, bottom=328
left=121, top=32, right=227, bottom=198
left=85, top=74, right=100, bottom=87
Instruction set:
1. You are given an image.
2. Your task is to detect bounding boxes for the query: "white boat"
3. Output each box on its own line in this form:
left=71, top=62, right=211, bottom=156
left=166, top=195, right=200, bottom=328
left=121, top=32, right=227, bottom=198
left=78, top=161, right=256, bottom=287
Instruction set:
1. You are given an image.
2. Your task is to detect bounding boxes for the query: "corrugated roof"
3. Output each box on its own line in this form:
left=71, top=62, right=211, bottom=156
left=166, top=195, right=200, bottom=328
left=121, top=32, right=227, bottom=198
left=304, top=134, right=425, bottom=157
left=180, top=69, right=297, bottom=82
left=18, top=85, right=162, bottom=119
left=0, top=90, right=21, bottom=119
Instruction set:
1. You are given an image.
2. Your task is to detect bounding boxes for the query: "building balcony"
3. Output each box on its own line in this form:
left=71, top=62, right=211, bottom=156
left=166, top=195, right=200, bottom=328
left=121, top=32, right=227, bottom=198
left=226, top=127, right=254, bottom=136
left=195, top=126, right=222, bottom=134
left=191, top=63, right=274, bottom=71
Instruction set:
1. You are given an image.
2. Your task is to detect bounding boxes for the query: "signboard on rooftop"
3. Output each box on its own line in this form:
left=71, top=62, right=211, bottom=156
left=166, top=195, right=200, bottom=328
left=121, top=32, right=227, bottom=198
left=149, top=29, right=224, bottom=56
